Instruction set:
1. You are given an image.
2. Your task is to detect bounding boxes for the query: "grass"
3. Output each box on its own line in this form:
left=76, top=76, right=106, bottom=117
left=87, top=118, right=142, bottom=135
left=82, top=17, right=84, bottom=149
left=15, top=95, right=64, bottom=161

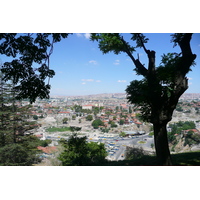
left=103, top=151, right=200, bottom=166
left=138, top=141, right=146, bottom=144
left=46, top=127, right=72, bottom=132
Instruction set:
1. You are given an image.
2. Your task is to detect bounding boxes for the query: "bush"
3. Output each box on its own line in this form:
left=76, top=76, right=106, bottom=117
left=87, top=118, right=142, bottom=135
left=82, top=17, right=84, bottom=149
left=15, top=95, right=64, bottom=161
left=184, top=131, right=200, bottom=146
left=119, top=132, right=126, bottom=137
left=58, top=134, right=108, bottom=166
left=125, top=146, right=148, bottom=160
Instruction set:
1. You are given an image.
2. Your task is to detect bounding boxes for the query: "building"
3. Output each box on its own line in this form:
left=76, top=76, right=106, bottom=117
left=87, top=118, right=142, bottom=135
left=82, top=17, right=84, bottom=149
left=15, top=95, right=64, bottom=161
left=82, top=104, right=94, bottom=110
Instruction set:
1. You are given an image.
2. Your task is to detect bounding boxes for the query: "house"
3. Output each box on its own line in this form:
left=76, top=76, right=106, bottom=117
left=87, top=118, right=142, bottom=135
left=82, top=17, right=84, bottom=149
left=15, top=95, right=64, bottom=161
left=82, top=104, right=93, bottom=110
left=182, top=129, right=200, bottom=135
left=37, top=146, right=57, bottom=155
left=58, top=111, right=71, bottom=117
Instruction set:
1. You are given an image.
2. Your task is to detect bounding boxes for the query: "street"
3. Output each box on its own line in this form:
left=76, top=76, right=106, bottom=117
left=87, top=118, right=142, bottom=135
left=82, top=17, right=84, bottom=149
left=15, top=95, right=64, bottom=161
left=96, top=134, right=154, bottom=161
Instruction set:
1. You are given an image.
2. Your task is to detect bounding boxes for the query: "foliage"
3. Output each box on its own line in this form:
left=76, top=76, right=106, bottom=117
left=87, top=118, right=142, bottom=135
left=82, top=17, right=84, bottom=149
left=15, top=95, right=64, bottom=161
left=119, top=131, right=126, bottom=137
left=33, top=115, right=38, bottom=120
left=167, top=131, right=177, bottom=144
left=92, top=119, right=104, bottom=129
left=72, top=115, right=76, bottom=120
left=184, top=131, right=200, bottom=146
left=91, top=33, right=135, bottom=55
left=0, top=33, right=70, bottom=103
left=119, top=119, right=124, bottom=125
left=38, top=139, right=52, bottom=147
left=110, top=121, right=118, bottom=128
left=125, top=146, right=147, bottom=160
left=0, top=143, right=38, bottom=166
left=0, top=74, right=42, bottom=165
left=169, top=121, right=196, bottom=134
left=149, top=132, right=154, bottom=136
left=62, top=117, right=68, bottom=124
left=168, top=121, right=196, bottom=145
left=58, top=134, right=108, bottom=166
left=69, top=126, right=82, bottom=132
left=100, top=127, right=110, bottom=133
left=86, top=114, right=93, bottom=121
left=0, top=134, right=43, bottom=166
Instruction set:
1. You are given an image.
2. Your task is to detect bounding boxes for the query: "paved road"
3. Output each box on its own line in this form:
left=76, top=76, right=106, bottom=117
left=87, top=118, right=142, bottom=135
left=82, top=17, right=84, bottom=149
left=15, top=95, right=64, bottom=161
left=99, top=134, right=154, bottom=161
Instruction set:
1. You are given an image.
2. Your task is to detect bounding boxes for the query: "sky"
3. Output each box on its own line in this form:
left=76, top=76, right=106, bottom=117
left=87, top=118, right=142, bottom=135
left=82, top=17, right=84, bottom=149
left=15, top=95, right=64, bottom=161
left=1, top=33, right=200, bottom=96
left=48, top=33, right=200, bottom=96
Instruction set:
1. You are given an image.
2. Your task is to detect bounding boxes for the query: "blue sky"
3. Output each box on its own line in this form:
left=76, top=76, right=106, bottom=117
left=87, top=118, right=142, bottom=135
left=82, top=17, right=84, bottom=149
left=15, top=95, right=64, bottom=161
left=48, top=33, right=200, bottom=96
left=1, top=33, right=200, bottom=96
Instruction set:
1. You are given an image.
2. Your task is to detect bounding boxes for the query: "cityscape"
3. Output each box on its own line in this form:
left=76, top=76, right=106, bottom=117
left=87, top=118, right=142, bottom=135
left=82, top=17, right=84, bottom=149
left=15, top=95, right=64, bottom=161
left=23, top=92, right=200, bottom=166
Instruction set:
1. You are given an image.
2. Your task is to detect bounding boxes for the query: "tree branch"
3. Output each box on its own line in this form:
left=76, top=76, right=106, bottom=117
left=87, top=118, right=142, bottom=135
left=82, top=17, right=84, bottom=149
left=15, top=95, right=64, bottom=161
left=136, top=33, right=149, bottom=55
left=136, top=34, right=156, bottom=73
left=121, top=37, right=148, bottom=77
left=176, top=33, right=197, bottom=75
left=178, top=33, right=193, bottom=57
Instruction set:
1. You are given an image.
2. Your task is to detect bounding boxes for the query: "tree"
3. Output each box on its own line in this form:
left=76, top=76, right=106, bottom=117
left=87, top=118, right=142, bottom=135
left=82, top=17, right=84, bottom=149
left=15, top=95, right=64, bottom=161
left=58, top=134, right=107, bottom=166
left=92, top=119, right=104, bottom=129
left=110, top=121, right=117, bottom=128
left=119, top=119, right=124, bottom=125
left=0, top=72, right=41, bottom=165
left=119, top=131, right=126, bottom=137
left=33, top=115, right=38, bottom=120
left=72, top=115, right=76, bottom=120
left=86, top=114, right=93, bottom=121
left=62, top=117, right=68, bottom=124
left=91, top=33, right=197, bottom=165
left=0, top=33, right=70, bottom=103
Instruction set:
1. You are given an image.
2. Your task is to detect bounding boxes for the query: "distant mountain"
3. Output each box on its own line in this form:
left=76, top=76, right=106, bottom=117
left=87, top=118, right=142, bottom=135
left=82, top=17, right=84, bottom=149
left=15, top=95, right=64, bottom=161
left=180, top=93, right=200, bottom=100
left=50, top=93, right=200, bottom=100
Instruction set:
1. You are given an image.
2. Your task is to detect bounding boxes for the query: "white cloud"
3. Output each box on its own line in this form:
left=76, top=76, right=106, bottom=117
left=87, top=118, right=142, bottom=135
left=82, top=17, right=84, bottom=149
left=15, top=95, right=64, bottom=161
left=76, top=33, right=91, bottom=39
left=89, top=60, right=97, bottom=65
left=84, top=33, right=91, bottom=39
left=81, top=82, right=86, bottom=85
left=76, top=33, right=83, bottom=37
left=81, top=79, right=94, bottom=82
left=113, top=59, right=120, bottom=65
left=96, top=80, right=101, bottom=82
left=187, top=77, right=193, bottom=80
left=117, top=80, right=127, bottom=83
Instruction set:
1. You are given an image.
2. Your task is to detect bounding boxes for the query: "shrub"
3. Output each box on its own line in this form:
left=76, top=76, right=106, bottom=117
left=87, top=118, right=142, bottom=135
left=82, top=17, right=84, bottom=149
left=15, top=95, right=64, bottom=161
left=125, top=146, right=148, bottom=160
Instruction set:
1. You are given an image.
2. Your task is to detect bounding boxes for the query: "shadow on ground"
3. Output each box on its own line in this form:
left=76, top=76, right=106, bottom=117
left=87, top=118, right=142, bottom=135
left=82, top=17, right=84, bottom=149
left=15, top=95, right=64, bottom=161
left=101, top=151, right=200, bottom=166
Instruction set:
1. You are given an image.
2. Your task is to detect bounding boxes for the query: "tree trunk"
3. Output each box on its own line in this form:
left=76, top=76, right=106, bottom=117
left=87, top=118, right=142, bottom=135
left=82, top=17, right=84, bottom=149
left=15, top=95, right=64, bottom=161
left=153, top=122, right=172, bottom=165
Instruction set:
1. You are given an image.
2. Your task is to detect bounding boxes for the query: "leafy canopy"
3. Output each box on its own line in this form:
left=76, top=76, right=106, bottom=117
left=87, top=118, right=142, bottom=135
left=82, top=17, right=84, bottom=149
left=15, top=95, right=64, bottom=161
left=0, top=33, right=70, bottom=103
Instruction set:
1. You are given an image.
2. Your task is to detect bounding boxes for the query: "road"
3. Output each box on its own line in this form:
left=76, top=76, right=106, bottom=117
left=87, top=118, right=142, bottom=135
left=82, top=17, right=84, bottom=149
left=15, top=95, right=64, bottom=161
left=97, top=134, right=154, bottom=161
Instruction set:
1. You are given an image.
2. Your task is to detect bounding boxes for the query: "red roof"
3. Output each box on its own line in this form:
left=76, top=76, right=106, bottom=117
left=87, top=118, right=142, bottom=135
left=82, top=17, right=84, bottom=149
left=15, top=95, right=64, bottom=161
left=37, top=146, right=57, bottom=154
left=58, top=111, right=70, bottom=114
left=135, top=121, right=142, bottom=125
